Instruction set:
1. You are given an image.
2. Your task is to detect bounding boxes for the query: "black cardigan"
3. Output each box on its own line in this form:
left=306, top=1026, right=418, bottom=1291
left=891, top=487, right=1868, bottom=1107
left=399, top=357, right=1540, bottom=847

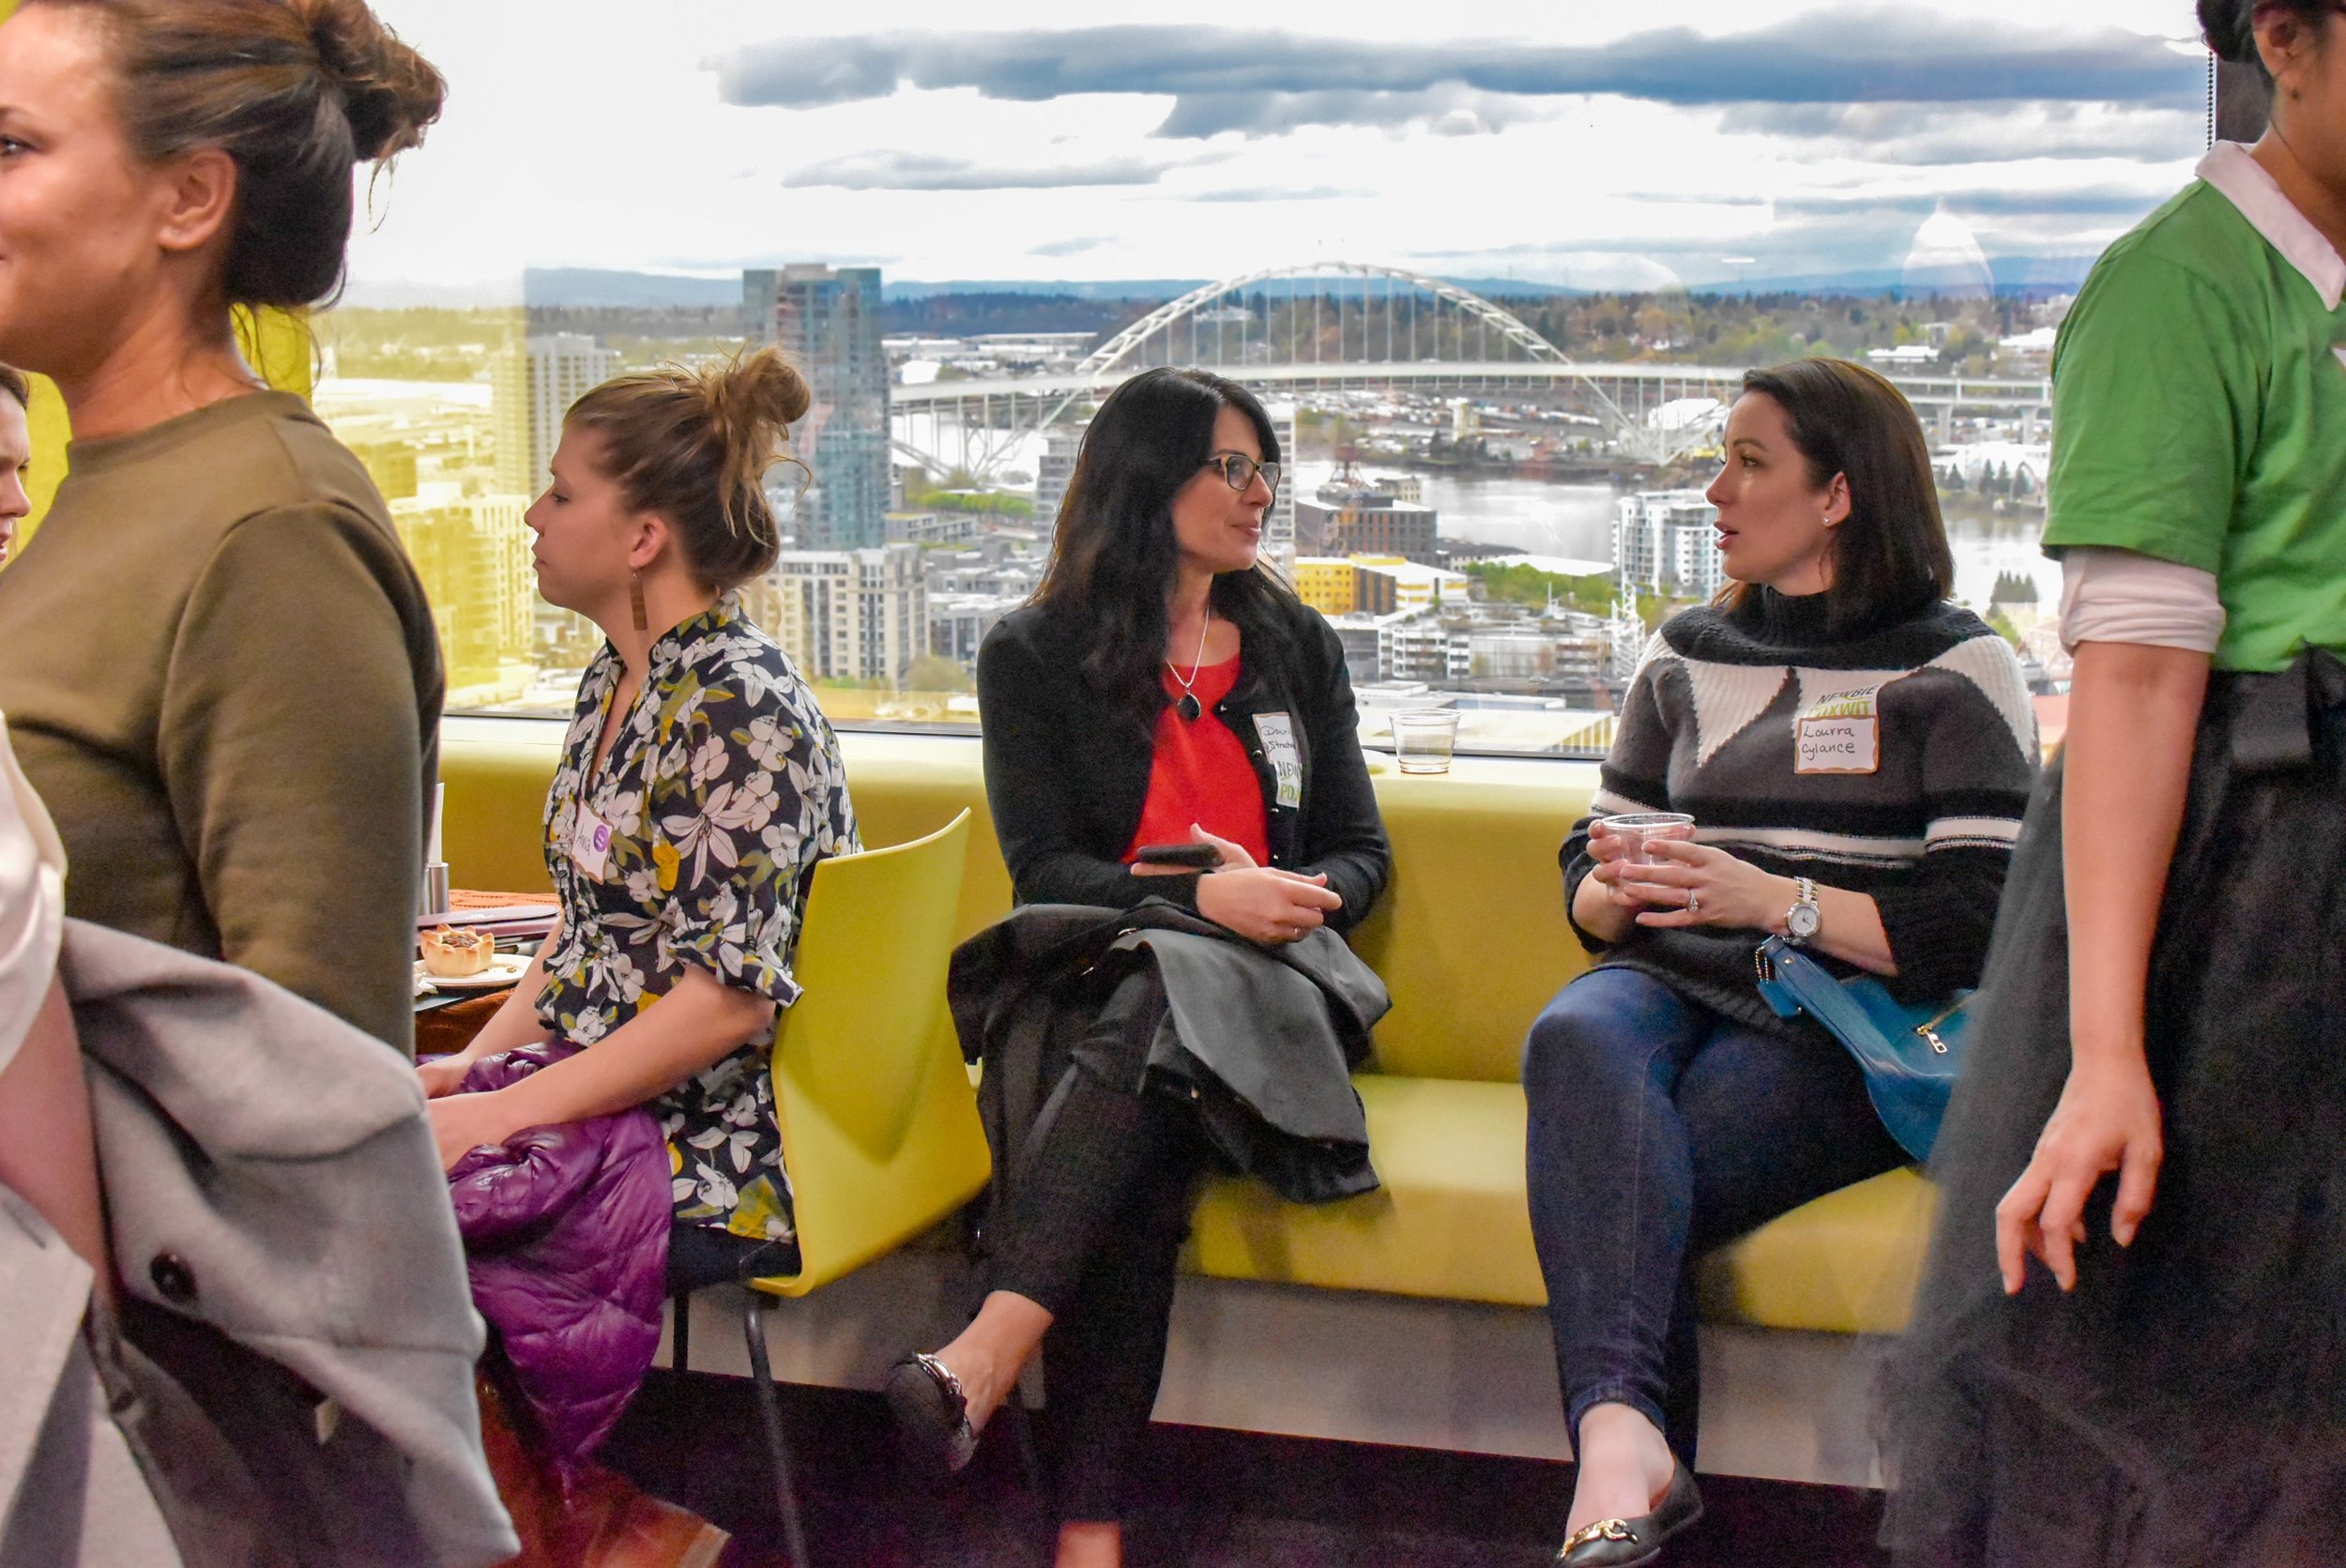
left=975, top=596, right=1392, bottom=936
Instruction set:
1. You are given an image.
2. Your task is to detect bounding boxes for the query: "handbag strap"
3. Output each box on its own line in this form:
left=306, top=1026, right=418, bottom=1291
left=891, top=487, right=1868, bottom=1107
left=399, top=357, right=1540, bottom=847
left=1754, top=936, right=1969, bottom=1054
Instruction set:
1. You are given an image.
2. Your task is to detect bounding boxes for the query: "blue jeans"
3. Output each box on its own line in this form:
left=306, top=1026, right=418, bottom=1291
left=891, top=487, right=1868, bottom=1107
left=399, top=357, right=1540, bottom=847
left=1522, top=967, right=1906, bottom=1461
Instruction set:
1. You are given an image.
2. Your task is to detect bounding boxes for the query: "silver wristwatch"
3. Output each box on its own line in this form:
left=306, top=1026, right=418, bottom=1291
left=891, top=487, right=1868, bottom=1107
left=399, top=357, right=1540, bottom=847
left=1784, top=876, right=1821, bottom=945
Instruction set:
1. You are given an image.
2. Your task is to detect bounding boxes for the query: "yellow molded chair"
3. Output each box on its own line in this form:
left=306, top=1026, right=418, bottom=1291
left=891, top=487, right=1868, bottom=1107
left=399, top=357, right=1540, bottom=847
left=668, top=809, right=986, bottom=1567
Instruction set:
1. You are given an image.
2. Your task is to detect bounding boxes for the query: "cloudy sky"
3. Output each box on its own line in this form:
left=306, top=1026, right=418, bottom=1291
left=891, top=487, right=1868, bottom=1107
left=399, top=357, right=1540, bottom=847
left=346, top=0, right=2211, bottom=297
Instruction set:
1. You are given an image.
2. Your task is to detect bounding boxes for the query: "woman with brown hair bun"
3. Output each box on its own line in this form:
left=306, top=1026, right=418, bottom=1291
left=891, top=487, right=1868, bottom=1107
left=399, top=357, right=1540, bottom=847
left=0, top=0, right=449, bottom=1053
left=416, top=349, right=856, bottom=1502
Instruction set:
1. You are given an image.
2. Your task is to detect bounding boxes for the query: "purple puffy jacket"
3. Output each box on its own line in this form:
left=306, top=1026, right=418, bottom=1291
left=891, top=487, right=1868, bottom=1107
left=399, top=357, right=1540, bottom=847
left=447, top=1042, right=671, bottom=1487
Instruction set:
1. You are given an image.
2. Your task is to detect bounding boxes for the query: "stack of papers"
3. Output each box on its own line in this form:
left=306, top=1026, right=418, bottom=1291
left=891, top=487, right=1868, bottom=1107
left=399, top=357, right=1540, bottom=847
left=415, top=901, right=560, bottom=945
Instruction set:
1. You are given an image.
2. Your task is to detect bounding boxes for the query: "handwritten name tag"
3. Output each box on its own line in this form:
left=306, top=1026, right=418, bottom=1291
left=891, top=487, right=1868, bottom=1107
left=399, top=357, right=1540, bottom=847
left=1254, top=711, right=1303, bottom=808
left=1795, top=689, right=1881, bottom=775
left=570, top=802, right=615, bottom=879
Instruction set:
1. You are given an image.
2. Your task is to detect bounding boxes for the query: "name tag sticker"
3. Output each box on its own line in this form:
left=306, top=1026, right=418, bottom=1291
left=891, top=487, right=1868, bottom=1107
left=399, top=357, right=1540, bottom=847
left=1795, top=689, right=1881, bottom=775
left=1254, top=711, right=1303, bottom=809
left=570, top=802, right=615, bottom=879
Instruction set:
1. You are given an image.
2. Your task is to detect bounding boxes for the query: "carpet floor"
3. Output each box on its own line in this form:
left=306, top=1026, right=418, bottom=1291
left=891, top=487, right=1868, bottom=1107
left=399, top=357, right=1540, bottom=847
left=600, top=1370, right=1891, bottom=1568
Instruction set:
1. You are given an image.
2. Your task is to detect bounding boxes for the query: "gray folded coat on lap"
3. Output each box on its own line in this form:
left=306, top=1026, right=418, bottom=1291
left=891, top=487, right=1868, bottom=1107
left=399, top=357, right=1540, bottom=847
left=951, top=898, right=1392, bottom=1211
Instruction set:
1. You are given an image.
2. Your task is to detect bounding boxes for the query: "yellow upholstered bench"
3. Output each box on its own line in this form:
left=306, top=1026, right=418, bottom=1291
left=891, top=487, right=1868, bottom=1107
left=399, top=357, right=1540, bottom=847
left=439, top=719, right=1936, bottom=1340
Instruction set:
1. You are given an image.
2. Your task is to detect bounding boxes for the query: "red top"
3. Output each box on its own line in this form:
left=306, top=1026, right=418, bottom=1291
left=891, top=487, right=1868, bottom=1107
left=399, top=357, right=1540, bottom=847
left=1122, top=656, right=1271, bottom=868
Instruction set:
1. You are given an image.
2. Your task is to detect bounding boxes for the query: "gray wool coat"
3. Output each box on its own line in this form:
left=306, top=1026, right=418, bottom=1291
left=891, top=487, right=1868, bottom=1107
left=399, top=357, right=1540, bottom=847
left=0, top=919, right=515, bottom=1568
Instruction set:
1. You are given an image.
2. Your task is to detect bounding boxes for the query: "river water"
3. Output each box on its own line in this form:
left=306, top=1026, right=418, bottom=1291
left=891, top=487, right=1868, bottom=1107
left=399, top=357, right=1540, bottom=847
left=1295, top=462, right=2061, bottom=612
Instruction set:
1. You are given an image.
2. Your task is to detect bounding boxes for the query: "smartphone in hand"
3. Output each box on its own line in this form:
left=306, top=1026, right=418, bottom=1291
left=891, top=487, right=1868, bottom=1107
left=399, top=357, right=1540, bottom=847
left=1133, top=842, right=1224, bottom=869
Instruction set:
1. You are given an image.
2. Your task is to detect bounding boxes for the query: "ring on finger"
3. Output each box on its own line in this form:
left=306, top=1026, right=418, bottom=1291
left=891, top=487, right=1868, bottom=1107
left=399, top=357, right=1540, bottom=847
left=1686, top=891, right=1700, bottom=915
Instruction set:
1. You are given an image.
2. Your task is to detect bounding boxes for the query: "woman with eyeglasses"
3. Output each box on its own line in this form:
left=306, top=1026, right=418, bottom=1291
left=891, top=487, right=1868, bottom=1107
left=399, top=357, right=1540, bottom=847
left=889, top=367, right=1392, bottom=1568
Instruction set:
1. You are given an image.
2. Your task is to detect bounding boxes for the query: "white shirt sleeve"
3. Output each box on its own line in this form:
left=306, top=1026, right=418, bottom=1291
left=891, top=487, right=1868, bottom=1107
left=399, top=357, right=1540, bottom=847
left=0, top=716, right=67, bottom=1080
left=2058, top=546, right=2226, bottom=655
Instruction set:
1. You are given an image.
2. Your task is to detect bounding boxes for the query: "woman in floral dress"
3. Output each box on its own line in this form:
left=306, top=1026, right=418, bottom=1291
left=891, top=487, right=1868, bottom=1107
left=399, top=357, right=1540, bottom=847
left=419, top=347, right=858, bottom=1292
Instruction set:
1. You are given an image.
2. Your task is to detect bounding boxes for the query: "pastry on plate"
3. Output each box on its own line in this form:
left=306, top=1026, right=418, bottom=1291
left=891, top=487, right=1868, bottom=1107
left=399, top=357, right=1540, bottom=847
left=419, top=925, right=495, bottom=978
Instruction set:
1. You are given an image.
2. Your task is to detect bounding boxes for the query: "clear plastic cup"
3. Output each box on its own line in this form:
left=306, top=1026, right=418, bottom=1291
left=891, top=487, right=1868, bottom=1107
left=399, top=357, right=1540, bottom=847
left=1600, top=811, right=1695, bottom=864
left=1391, top=709, right=1461, bottom=774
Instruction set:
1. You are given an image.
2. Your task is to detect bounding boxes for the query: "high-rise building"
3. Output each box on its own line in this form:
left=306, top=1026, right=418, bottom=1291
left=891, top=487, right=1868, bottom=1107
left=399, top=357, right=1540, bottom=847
left=928, top=591, right=1024, bottom=670
left=750, top=543, right=926, bottom=688
left=1299, top=483, right=1440, bottom=565
left=1380, top=611, right=1453, bottom=683
left=1033, top=422, right=1085, bottom=533
left=1613, top=490, right=1724, bottom=601
left=389, top=495, right=534, bottom=693
left=493, top=334, right=617, bottom=498
left=1263, top=403, right=1300, bottom=572
left=745, top=265, right=891, bottom=551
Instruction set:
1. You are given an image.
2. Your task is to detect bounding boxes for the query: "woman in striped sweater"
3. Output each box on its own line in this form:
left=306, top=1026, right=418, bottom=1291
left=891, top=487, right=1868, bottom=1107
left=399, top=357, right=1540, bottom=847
left=1524, top=358, right=2037, bottom=1567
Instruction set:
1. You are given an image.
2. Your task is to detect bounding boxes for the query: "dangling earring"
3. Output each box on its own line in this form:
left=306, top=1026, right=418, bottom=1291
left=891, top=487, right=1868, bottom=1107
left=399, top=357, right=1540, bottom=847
left=629, top=570, right=648, bottom=632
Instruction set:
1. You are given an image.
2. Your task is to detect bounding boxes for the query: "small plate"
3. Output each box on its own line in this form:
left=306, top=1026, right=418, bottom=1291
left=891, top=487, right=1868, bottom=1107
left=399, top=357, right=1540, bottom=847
left=414, top=952, right=530, bottom=992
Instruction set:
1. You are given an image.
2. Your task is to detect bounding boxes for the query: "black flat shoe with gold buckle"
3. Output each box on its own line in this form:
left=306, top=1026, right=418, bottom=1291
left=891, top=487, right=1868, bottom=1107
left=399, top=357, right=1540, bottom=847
left=884, top=1352, right=980, bottom=1476
left=1557, top=1464, right=1703, bottom=1566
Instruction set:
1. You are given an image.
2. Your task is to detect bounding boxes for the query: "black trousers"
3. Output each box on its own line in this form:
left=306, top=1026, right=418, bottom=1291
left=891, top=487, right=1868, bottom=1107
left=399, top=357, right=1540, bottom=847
left=665, top=1224, right=800, bottom=1295
left=989, top=971, right=1208, bottom=1524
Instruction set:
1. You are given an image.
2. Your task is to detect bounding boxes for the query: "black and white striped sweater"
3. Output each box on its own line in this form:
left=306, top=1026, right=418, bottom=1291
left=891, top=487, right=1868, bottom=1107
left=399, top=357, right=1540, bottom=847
left=1562, top=587, right=2039, bottom=1034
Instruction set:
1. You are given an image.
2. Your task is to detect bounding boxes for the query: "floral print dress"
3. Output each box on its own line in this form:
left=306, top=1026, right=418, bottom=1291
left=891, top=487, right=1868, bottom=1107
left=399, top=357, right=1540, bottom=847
left=538, top=594, right=858, bottom=1244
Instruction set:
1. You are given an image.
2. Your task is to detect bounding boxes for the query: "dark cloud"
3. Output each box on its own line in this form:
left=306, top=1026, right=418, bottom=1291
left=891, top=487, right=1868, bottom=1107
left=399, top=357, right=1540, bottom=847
left=713, top=12, right=2199, bottom=139
left=1403, top=179, right=2165, bottom=287
left=1153, top=86, right=1542, bottom=138
left=1717, top=100, right=2203, bottom=165
left=781, top=150, right=1211, bottom=190
left=1028, top=236, right=1112, bottom=256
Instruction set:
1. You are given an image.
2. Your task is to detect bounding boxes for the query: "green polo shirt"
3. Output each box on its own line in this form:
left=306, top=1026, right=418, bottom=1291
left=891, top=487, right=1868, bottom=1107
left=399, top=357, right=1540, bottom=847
left=2045, top=158, right=2346, bottom=672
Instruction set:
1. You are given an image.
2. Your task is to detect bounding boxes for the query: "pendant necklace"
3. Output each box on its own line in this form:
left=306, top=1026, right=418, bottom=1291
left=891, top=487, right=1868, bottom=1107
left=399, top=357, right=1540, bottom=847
left=1166, top=607, right=1212, bottom=723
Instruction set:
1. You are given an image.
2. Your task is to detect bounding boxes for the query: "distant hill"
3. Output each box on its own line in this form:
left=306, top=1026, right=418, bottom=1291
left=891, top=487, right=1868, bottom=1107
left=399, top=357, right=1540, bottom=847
left=883, top=278, right=1208, bottom=302
left=524, top=267, right=743, bottom=308
left=1447, top=257, right=2096, bottom=299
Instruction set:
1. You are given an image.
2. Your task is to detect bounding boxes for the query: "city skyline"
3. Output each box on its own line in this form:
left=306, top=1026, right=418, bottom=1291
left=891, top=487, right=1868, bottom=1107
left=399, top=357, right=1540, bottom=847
left=348, top=1, right=2209, bottom=300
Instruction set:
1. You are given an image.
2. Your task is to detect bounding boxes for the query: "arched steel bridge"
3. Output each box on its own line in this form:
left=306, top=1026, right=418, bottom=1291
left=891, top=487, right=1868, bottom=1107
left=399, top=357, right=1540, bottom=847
left=888, top=261, right=2050, bottom=478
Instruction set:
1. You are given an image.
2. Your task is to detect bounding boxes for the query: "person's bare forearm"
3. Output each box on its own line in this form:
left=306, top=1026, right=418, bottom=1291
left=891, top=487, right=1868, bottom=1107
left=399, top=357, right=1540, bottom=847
left=2062, top=642, right=2211, bottom=1071
left=491, top=965, right=775, bottom=1131
left=1571, top=869, right=1638, bottom=943
left=0, top=979, right=112, bottom=1301
left=1799, top=884, right=1895, bottom=973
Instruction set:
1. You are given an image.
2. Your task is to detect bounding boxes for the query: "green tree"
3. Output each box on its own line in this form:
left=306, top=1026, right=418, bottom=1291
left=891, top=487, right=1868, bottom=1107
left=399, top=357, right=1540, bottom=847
left=906, top=654, right=975, bottom=693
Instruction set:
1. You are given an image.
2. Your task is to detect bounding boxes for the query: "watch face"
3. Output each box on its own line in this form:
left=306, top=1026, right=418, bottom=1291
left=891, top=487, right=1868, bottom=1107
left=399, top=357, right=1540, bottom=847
left=1788, top=903, right=1822, bottom=940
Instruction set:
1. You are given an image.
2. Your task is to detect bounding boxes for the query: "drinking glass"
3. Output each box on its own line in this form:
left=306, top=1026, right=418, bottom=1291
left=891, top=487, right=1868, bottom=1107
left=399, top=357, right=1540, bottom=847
left=1599, top=811, right=1696, bottom=865
left=1391, top=710, right=1461, bottom=774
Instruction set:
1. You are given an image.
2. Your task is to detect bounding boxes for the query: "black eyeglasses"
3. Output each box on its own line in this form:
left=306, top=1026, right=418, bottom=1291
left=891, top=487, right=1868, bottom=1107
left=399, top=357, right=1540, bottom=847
left=1206, top=451, right=1281, bottom=495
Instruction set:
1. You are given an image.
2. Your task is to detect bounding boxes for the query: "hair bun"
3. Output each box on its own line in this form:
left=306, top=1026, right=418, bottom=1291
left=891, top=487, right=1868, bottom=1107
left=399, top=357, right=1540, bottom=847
left=705, top=347, right=813, bottom=453
left=300, top=0, right=446, bottom=160
left=2198, top=0, right=2262, bottom=65
left=695, top=347, right=812, bottom=541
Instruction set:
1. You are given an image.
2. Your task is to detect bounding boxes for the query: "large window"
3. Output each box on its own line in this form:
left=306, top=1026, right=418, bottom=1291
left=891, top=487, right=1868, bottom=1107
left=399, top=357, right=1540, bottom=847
left=323, top=1, right=2209, bottom=754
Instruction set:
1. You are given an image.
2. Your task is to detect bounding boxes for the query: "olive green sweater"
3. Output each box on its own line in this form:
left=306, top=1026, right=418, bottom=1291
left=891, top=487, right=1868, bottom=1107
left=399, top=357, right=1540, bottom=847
left=0, top=391, right=443, bottom=1054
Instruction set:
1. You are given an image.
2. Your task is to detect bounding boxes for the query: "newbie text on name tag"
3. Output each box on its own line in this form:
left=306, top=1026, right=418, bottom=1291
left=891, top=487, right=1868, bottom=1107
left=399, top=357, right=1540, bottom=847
left=1795, top=688, right=1881, bottom=774
left=570, top=803, right=615, bottom=879
left=1254, top=711, right=1303, bottom=808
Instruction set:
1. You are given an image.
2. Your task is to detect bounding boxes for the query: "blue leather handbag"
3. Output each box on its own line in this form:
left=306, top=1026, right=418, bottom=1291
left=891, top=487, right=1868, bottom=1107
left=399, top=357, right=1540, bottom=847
left=1751, top=936, right=1971, bottom=1163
